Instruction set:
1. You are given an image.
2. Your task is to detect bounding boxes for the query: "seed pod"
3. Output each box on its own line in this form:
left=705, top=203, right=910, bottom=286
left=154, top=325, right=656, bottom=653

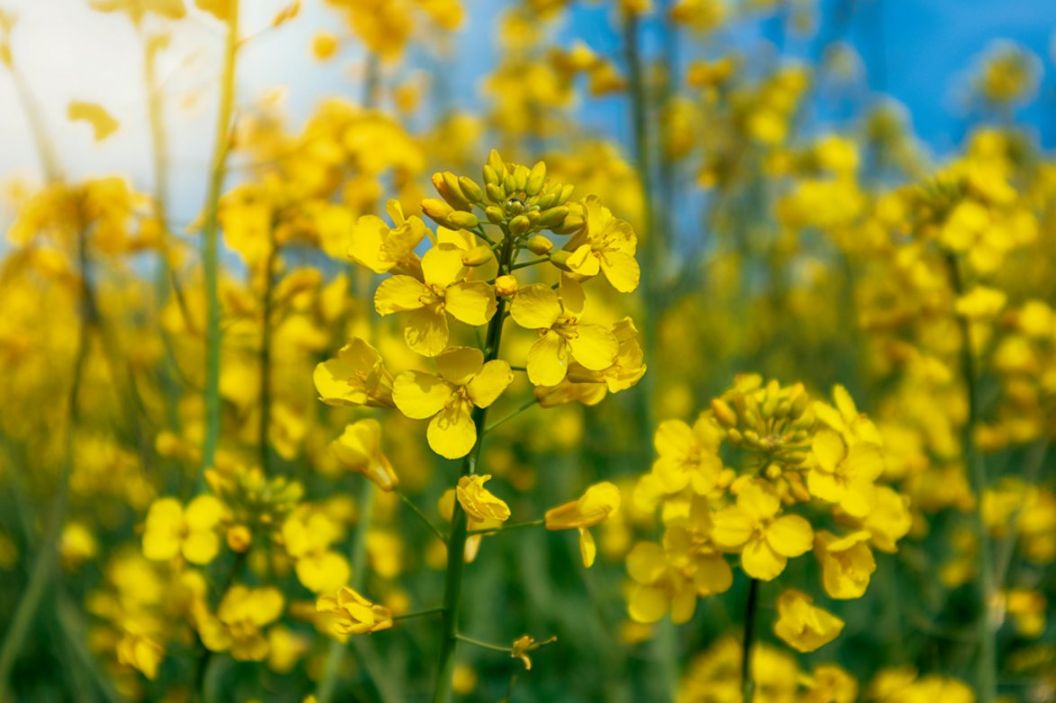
left=526, top=161, right=547, bottom=195
left=526, top=235, right=553, bottom=255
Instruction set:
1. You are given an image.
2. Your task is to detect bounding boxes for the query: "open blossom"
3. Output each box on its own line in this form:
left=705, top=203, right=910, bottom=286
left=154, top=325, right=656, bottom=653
left=330, top=418, right=399, bottom=491
left=197, top=586, right=285, bottom=661
left=142, top=495, right=224, bottom=565
left=510, top=282, right=617, bottom=387
left=772, top=588, right=844, bottom=653
left=809, top=428, right=884, bottom=517
left=814, top=530, right=877, bottom=599
left=456, top=475, right=511, bottom=522
left=545, top=481, right=620, bottom=567
left=710, top=479, right=813, bottom=580
left=392, top=346, right=513, bottom=458
left=374, top=245, right=497, bottom=356
left=347, top=199, right=427, bottom=275
left=650, top=415, right=725, bottom=496
left=561, top=195, right=640, bottom=292
left=316, top=586, right=393, bottom=638
left=313, top=337, right=394, bottom=407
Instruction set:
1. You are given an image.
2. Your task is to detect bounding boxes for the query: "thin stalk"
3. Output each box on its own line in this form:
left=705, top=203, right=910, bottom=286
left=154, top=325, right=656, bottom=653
left=7, top=65, right=63, bottom=182
left=432, top=229, right=515, bottom=703
left=258, top=239, right=277, bottom=474
left=466, top=518, right=544, bottom=537
left=199, top=1, right=240, bottom=480
left=0, top=221, right=91, bottom=694
left=454, top=634, right=511, bottom=654
left=393, top=607, right=446, bottom=623
left=945, top=252, right=996, bottom=703
left=741, top=578, right=760, bottom=703
left=397, top=490, right=447, bottom=542
left=484, top=397, right=538, bottom=433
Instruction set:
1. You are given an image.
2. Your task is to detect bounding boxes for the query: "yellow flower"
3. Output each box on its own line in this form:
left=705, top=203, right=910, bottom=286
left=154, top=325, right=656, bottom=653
left=561, top=196, right=639, bottom=292
left=814, top=530, right=876, bottom=599
left=392, top=346, right=513, bottom=458
left=856, top=485, right=912, bottom=553
left=374, top=245, right=497, bottom=356
left=331, top=419, right=399, bottom=491
left=711, top=479, right=813, bottom=580
left=809, top=429, right=884, bottom=518
left=456, top=475, right=511, bottom=522
left=545, top=481, right=620, bottom=567
left=954, top=285, right=1007, bottom=320
left=802, top=664, right=858, bottom=703
left=314, top=337, right=394, bottom=408
left=510, top=282, right=617, bottom=387
left=282, top=510, right=350, bottom=594
left=116, top=633, right=164, bottom=680
left=198, top=585, right=285, bottom=661
left=772, top=588, right=844, bottom=653
left=651, top=415, right=724, bottom=496
left=142, top=495, right=224, bottom=565
left=316, top=586, right=393, bottom=637
left=347, top=200, right=427, bottom=275
left=510, top=634, right=557, bottom=670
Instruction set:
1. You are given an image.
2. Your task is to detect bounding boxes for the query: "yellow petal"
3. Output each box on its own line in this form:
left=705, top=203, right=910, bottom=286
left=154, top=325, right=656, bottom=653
left=510, top=284, right=562, bottom=330
left=527, top=331, right=569, bottom=386
left=578, top=527, right=597, bottom=567
left=374, top=275, right=429, bottom=315
left=710, top=507, right=753, bottom=549
left=812, top=429, right=847, bottom=471
left=403, top=306, right=450, bottom=357
left=741, top=538, right=786, bottom=580
left=182, top=530, right=220, bottom=565
left=185, top=495, right=224, bottom=530
left=444, top=281, right=497, bottom=326
left=392, top=371, right=453, bottom=419
left=600, top=250, right=640, bottom=292
left=436, top=346, right=484, bottom=385
left=628, top=584, right=668, bottom=623
left=421, top=245, right=466, bottom=287
left=67, top=100, right=119, bottom=141
left=567, top=323, right=618, bottom=371
left=766, top=514, right=813, bottom=557
left=466, top=360, right=513, bottom=408
left=427, top=402, right=477, bottom=459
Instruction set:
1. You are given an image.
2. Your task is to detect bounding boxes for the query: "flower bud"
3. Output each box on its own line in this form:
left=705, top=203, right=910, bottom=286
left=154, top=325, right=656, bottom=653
left=509, top=214, right=531, bottom=236
left=458, top=176, right=484, bottom=203
left=483, top=164, right=501, bottom=188
left=486, top=183, right=505, bottom=203
left=433, top=172, right=471, bottom=210
left=495, top=274, right=519, bottom=296
left=711, top=399, right=738, bottom=427
left=462, top=245, right=493, bottom=267
left=551, top=212, right=584, bottom=234
left=526, top=161, right=547, bottom=195
left=538, top=206, right=569, bottom=228
left=486, top=149, right=506, bottom=178
left=485, top=205, right=505, bottom=223
left=558, top=183, right=575, bottom=204
left=526, top=235, right=553, bottom=255
left=513, top=164, right=530, bottom=192
left=448, top=211, right=480, bottom=229
left=421, top=198, right=454, bottom=224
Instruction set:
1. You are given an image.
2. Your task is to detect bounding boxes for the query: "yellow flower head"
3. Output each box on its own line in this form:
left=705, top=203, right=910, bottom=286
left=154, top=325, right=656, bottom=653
left=331, top=418, right=399, bottom=491
left=392, top=346, right=513, bottom=459
left=198, top=585, right=285, bottom=661
left=142, top=495, right=224, bottom=565
left=456, top=474, right=511, bottom=523
left=316, top=586, right=393, bottom=638
left=545, top=481, right=620, bottom=567
left=314, top=337, right=394, bottom=408
left=814, top=530, right=877, bottom=599
left=772, top=588, right=844, bottom=653
left=374, top=244, right=497, bottom=356
left=561, top=195, right=640, bottom=292
left=348, top=200, right=427, bottom=275
left=116, top=633, right=164, bottom=680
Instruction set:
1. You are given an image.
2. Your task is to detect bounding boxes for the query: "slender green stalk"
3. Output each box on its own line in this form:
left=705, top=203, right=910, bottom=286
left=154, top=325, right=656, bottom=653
left=741, top=578, right=760, bottom=703
left=258, top=238, right=277, bottom=474
left=6, top=65, right=63, bottom=182
left=945, top=252, right=996, bottom=703
left=455, top=634, right=512, bottom=654
left=393, top=607, right=446, bottom=623
left=484, top=397, right=539, bottom=433
left=199, top=1, right=240, bottom=479
left=432, top=230, right=516, bottom=703
left=466, top=518, right=545, bottom=537
left=397, top=490, right=448, bottom=542
left=0, top=221, right=91, bottom=695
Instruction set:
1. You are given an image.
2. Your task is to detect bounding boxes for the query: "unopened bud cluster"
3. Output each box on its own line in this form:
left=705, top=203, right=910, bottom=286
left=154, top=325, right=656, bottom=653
left=711, top=376, right=814, bottom=472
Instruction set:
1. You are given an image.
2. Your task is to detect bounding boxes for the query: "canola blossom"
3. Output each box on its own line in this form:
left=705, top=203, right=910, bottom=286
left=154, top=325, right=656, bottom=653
left=0, top=1, right=1053, bottom=702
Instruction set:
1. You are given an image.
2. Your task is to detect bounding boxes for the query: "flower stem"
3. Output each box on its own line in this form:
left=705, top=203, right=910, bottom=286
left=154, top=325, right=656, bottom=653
left=258, top=237, right=277, bottom=474
left=393, top=607, right=446, bottom=623
left=432, top=228, right=515, bottom=703
left=454, top=633, right=512, bottom=654
left=945, top=252, right=996, bottom=703
left=484, top=397, right=539, bottom=433
left=466, top=518, right=545, bottom=537
left=741, top=578, right=760, bottom=703
left=199, top=1, right=240, bottom=482
left=397, top=490, right=447, bottom=542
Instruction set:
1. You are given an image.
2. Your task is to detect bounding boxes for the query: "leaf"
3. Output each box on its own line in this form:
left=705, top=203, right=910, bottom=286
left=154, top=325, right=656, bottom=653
left=67, top=101, right=120, bottom=142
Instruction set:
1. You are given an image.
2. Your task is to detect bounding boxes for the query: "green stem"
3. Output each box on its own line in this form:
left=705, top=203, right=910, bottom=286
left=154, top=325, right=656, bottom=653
left=393, top=607, right=446, bottom=623
left=397, top=490, right=447, bottom=542
left=484, top=397, right=538, bottom=433
left=945, top=252, right=996, bottom=703
left=432, top=228, right=515, bottom=703
left=199, top=1, right=240, bottom=480
left=741, top=578, right=760, bottom=703
left=509, top=257, right=549, bottom=270
left=0, top=221, right=91, bottom=695
left=258, top=238, right=277, bottom=474
left=455, top=634, right=512, bottom=654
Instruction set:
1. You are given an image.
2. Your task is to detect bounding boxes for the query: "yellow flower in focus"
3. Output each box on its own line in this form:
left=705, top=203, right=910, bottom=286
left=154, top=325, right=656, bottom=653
left=809, top=429, right=884, bottom=518
left=510, top=283, right=617, bottom=387
left=456, top=474, right=511, bottom=522
left=347, top=200, right=427, bottom=275
left=331, top=419, right=399, bottom=491
left=545, top=481, right=620, bottom=567
left=314, top=337, right=394, bottom=408
left=772, top=588, right=844, bottom=653
left=711, top=479, right=813, bottom=580
left=814, top=530, right=876, bottom=599
left=374, top=245, right=497, bottom=356
left=142, top=495, right=224, bottom=565
left=650, top=415, right=724, bottom=496
left=562, top=196, right=640, bottom=292
left=316, top=586, right=393, bottom=637
left=392, top=346, right=513, bottom=458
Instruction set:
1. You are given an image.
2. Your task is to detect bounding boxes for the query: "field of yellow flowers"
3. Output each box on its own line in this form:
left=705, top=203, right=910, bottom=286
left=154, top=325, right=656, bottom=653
left=1, top=0, right=1054, bottom=701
